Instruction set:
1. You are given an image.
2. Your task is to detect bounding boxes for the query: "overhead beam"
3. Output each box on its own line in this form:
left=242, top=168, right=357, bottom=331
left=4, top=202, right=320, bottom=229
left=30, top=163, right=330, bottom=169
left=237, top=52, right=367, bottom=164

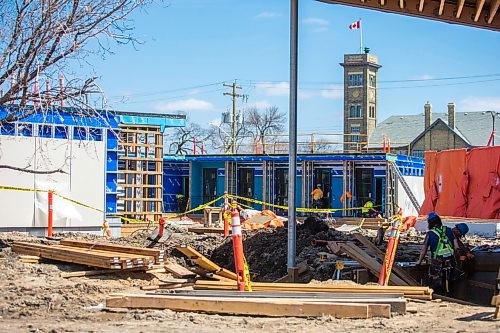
left=456, top=0, right=465, bottom=18
left=474, top=0, right=486, bottom=22
left=418, top=0, right=425, bottom=12
left=438, top=0, right=445, bottom=16
left=488, top=0, right=500, bottom=23
left=316, top=0, right=500, bottom=32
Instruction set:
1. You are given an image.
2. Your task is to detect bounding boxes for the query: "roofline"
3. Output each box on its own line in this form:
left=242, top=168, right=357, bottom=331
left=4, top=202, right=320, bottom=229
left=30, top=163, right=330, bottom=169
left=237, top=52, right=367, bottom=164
left=0, top=104, right=186, bottom=120
left=409, top=118, right=471, bottom=149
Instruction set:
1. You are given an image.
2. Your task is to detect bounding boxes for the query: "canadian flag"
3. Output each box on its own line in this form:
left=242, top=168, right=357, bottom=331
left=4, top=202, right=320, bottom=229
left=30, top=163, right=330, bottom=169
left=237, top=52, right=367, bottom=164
left=349, top=20, right=361, bottom=29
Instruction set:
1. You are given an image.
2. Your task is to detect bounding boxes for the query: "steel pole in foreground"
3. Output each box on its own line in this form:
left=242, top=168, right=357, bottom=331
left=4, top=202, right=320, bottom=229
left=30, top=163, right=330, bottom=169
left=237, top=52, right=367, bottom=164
left=287, top=0, right=298, bottom=282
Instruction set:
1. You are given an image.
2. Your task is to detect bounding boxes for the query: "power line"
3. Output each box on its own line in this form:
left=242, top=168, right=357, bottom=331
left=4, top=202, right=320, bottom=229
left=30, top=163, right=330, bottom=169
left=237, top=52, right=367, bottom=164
left=237, top=73, right=500, bottom=86
left=113, top=88, right=225, bottom=105
left=109, top=81, right=226, bottom=99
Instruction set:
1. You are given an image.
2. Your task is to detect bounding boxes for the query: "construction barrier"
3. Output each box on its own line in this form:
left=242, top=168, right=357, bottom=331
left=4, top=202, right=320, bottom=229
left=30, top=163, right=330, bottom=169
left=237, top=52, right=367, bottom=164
left=420, top=146, right=500, bottom=219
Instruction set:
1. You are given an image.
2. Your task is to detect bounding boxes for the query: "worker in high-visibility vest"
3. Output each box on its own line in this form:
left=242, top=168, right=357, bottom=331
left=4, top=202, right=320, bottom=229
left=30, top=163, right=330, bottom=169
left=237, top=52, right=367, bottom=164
left=361, top=196, right=375, bottom=218
left=311, top=184, right=323, bottom=209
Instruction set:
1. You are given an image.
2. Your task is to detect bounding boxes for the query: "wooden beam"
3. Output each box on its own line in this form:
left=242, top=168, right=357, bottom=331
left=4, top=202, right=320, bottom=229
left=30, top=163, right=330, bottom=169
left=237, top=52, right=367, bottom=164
left=474, top=0, right=486, bottom=22
left=380, top=0, right=385, bottom=6
left=352, top=233, right=419, bottom=285
left=473, top=0, right=487, bottom=21
left=399, top=0, right=404, bottom=9
left=438, top=0, right=445, bottom=16
left=164, top=262, right=197, bottom=278
left=418, top=0, right=425, bottom=12
left=106, top=294, right=392, bottom=318
left=176, top=245, right=238, bottom=280
left=194, top=280, right=433, bottom=300
left=338, top=242, right=408, bottom=286
left=488, top=0, right=500, bottom=23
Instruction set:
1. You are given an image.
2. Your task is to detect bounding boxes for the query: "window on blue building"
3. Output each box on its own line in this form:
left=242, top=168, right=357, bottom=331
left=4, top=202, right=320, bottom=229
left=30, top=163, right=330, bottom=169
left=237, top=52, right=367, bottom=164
left=38, top=124, right=53, bottom=138
left=73, top=126, right=87, bottom=140
left=0, top=123, right=15, bottom=135
left=54, top=126, right=68, bottom=139
left=17, top=123, right=33, bottom=137
left=88, top=128, right=103, bottom=141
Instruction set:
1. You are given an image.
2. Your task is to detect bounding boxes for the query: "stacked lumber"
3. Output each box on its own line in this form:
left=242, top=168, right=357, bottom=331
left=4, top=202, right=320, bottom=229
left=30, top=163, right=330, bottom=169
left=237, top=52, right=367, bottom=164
left=106, top=291, right=405, bottom=318
left=194, top=280, right=433, bottom=300
left=59, top=239, right=165, bottom=265
left=12, top=241, right=161, bottom=270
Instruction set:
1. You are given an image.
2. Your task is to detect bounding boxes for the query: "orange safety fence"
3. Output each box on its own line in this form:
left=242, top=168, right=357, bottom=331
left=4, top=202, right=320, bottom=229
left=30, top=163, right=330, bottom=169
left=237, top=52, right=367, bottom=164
left=420, top=146, right=500, bottom=219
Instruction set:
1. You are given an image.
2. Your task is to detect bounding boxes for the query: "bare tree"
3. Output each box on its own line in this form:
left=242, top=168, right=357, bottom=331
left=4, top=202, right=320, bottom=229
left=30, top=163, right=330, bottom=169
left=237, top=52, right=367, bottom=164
left=0, top=0, right=150, bottom=126
left=245, top=106, right=286, bottom=153
left=168, top=121, right=212, bottom=155
left=207, top=118, right=252, bottom=154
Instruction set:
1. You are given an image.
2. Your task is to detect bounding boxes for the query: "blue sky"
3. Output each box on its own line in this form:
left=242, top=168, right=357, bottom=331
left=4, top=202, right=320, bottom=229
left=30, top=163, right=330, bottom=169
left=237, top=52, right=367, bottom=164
left=87, top=0, right=500, bottom=133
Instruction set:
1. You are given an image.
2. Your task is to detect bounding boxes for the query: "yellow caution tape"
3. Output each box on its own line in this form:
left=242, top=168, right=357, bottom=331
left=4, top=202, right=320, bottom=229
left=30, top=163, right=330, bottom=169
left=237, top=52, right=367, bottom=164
left=243, top=255, right=252, bottom=292
left=0, top=185, right=223, bottom=225
left=227, top=194, right=382, bottom=214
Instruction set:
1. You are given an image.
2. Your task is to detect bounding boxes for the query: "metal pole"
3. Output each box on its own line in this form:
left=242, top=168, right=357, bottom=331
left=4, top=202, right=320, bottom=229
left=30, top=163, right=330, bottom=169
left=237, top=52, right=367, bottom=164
left=48, top=190, right=53, bottom=238
left=232, top=82, right=237, bottom=154
left=287, top=0, right=298, bottom=281
left=492, top=112, right=496, bottom=146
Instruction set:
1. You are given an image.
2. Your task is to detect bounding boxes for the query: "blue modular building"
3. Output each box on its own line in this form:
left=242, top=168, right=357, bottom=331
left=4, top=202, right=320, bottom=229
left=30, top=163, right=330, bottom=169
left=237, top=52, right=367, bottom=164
left=163, top=153, right=425, bottom=218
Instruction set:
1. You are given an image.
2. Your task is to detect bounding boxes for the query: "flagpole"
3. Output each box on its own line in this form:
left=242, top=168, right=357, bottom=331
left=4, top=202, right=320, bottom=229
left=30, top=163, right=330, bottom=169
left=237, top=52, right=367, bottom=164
left=359, top=18, right=363, bottom=53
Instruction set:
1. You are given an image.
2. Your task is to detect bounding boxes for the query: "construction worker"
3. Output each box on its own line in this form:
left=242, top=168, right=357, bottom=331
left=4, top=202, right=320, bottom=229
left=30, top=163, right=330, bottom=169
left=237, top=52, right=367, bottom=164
left=311, top=184, right=323, bottom=209
left=416, top=212, right=459, bottom=295
left=361, top=194, right=375, bottom=217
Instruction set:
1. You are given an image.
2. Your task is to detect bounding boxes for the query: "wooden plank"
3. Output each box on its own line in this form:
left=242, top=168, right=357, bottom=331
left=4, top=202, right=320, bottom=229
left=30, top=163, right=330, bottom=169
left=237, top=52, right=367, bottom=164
left=353, top=233, right=419, bottom=285
left=176, top=245, right=238, bottom=280
left=339, top=242, right=408, bottom=286
left=166, top=290, right=405, bottom=314
left=61, top=267, right=150, bottom=278
left=59, top=239, right=165, bottom=263
left=164, top=262, right=197, bottom=278
left=193, top=280, right=432, bottom=300
left=187, top=227, right=226, bottom=234
left=13, top=242, right=155, bottom=270
left=106, top=294, right=380, bottom=318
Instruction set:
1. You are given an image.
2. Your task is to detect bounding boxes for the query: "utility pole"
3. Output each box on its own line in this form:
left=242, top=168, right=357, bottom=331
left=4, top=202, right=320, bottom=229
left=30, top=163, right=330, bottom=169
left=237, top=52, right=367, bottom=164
left=223, top=80, right=242, bottom=154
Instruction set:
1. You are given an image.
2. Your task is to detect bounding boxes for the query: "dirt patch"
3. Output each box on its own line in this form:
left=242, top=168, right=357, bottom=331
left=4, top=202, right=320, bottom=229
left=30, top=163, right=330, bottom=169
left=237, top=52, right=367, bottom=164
left=0, top=231, right=498, bottom=333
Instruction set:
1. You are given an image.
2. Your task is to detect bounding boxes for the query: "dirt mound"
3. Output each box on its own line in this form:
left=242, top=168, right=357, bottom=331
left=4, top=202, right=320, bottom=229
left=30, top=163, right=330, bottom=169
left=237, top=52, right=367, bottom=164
left=210, top=220, right=354, bottom=282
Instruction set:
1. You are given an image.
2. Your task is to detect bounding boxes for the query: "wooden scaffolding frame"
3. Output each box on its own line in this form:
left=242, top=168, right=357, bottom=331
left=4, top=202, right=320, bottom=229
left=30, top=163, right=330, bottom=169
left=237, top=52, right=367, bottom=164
left=117, top=124, right=163, bottom=221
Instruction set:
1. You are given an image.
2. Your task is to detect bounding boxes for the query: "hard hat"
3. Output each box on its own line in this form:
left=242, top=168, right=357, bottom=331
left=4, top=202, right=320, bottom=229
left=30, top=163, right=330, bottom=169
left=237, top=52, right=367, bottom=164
left=317, top=184, right=321, bottom=187
left=427, top=212, right=439, bottom=221
left=455, top=223, right=469, bottom=236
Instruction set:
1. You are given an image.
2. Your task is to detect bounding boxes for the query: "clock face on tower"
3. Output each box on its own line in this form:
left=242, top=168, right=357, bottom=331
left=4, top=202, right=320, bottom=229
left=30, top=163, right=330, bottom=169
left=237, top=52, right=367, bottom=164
left=352, top=90, right=360, bottom=98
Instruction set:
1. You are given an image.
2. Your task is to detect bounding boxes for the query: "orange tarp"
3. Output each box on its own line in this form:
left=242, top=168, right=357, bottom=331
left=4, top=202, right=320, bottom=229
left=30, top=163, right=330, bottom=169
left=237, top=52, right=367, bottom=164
left=420, top=146, right=500, bottom=219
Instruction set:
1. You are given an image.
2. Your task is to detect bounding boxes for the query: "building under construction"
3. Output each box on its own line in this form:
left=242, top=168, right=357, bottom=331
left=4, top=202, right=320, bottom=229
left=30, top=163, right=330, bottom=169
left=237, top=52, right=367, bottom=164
left=163, top=153, right=425, bottom=218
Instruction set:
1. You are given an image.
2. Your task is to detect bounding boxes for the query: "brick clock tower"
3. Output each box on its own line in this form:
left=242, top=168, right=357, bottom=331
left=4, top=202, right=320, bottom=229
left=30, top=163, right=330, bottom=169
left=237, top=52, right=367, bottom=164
left=340, top=53, right=381, bottom=151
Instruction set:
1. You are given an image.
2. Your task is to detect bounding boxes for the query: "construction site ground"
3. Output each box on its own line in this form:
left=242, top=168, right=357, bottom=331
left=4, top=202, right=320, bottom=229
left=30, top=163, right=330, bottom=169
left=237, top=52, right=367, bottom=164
left=0, top=228, right=498, bottom=333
